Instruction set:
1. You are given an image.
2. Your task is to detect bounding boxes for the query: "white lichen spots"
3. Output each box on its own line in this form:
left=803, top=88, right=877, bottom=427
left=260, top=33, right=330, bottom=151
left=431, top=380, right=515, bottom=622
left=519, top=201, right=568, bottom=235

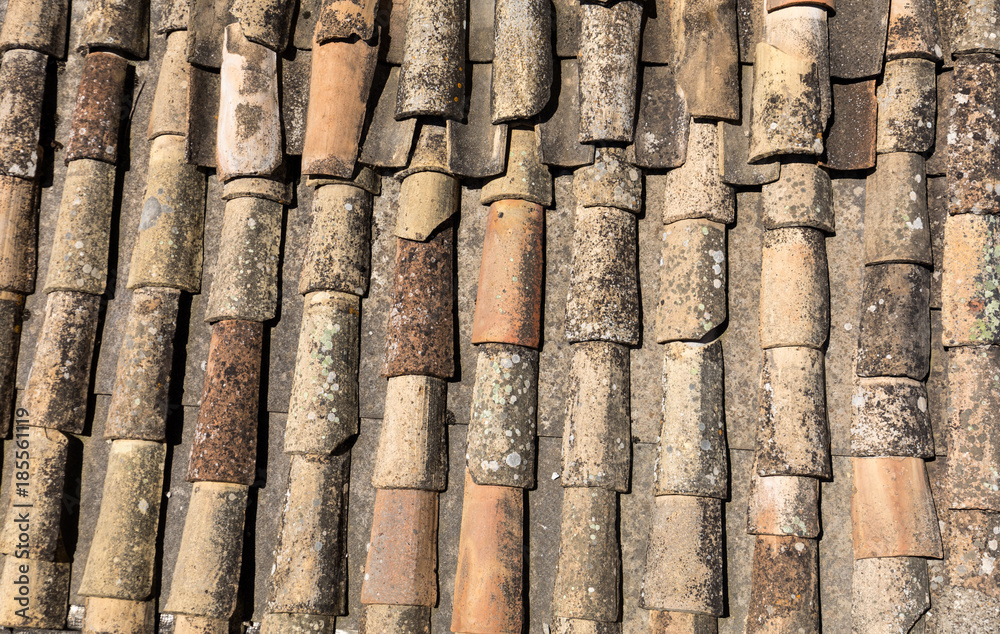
left=138, top=498, right=149, bottom=514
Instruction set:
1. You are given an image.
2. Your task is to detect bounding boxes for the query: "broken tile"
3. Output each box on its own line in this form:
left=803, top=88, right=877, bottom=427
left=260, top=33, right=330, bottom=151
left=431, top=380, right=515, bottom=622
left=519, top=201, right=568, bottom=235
left=756, top=346, right=831, bottom=478
left=856, top=263, right=931, bottom=380
left=827, top=0, right=889, bottom=79
left=301, top=37, right=378, bottom=178
left=823, top=80, right=878, bottom=172
left=655, top=219, right=727, bottom=343
left=578, top=0, right=642, bottom=142
left=565, top=205, right=640, bottom=345
left=876, top=58, right=937, bottom=154
left=492, top=0, right=552, bottom=122
left=852, top=456, right=943, bottom=559
left=864, top=152, right=932, bottom=266
left=396, top=171, right=460, bottom=241
left=657, top=340, right=727, bottom=498
left=538, top=59, right=596, bottom=168
left=633, top=65, right=689, bottom=170
left=447, top=64, right=508, bottom=179
left=395, top=0, right=465, bottom=120
left=759, top=227, right=830, bottom=350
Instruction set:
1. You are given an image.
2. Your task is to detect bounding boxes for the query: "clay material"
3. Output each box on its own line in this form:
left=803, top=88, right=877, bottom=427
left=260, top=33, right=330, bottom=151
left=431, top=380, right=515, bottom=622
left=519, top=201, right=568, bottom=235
left=171, top=614, right=231, bottom=634
left=447, top=63, right=509, bottom=179
left=23, top=291, right=101, bottom=433
left=127, top=134, right=207, bottom=293
left=302, top=37, right=378, bottom=178
left=944, top=346, right=1000, bottom=510
left=83, top=597, right=156, bottom=634
left=758, top=227, right=830, bottom=350
left=451, top=470, right=524, bottom=633
left=823, top=80, right=878, bottom=172
left=633, top=65, right=689, bottom=170
left=941, top=213, right=1000, bottom=347
left=43, top=158, right=115, bottom=294
left=0, top=292, right=21, bottom=436
left=471, top=199, right=544, bottom=347
left=760, top=162, right=833, bottom=232
left=396, top=171, right=460, bottom=241
left=661, top=120, right=735, bottom=225
left=397, top=120, right=450, bottom=178
left=381, top=227, right=455, bottom=379
left=538, top=59, right=596, bottom=168
left=66, top=51, right=128, bottom=164
left=720, top=65, right=780, bottom=186
left=80, top=0, right=149, bottom=57
left=185, top=65, right=220, bottom=167
left=359, top=67, right=418, bottom=168
left=230, top=0, right=294, bottom=51
left=745, top=535, right=819, bottom=633
left=373, top=375, right=448, bottom=490
left=656, top=219, right=727, bottom=343
left=468, top=0, right=495, bottom=61
left=552, top=487, right=620, bottom=621
left=78, top=440, right=167, bottom=599
left=0, top=425, right=68, bottom=560
left=216, top=23, right=282, bottom=181
left=641, top=495, right=724, bottom=615
left=361, top=605, right=430, bottom=634
left=577, top=0, right=642, bottom=142
left=876, top=59, right=936, bottom=155
left=755, top=346, right=831, bottom=478
left=943, top=509, right=1000, bottom=595
left=850, top=376, right=934, bottom=458
left=491, top=0, right=552, bottom=123
left=562, top=342, right=631, bottom=492
left=0, top=174, right=38, bottom=294
left=186, top=320, right=262, bottom=485
left=481, top=127, right=554, bottom=206
left=361, top=488, right=439, bottom=606
left=566, top=205, right=640, bottom=345
left=856, top=263, right=931, bottom=379
left=0, top=554, right=70, bottom=629
left=946, top=58, right=1000, bottom=215
left=648, top=611, right=718, bottom=634
left=851, top=456, right=943, bottom=559
left=864, top=152, right=932, bottom=265
left=746, top=472, right=821, bottom=537
left=187, top=0, right=233, bottom=68
left=0, top=49, right=46, bottom=178
left=163, top=482, right=249, bottom=618
left=267, top=453, right=350, bottom=614
left=945, top=0, right=1000, bottom=55
left=261, top=613, right=337, bottom=634
left=204, top=196, right=282, bottom=323
left=221, top=177, right=293, bottom=204
left=827, top=0, right=889, bottom=79
left=148, top=31, right=190, bottom=139
left=748, top=42, right=824, bottom=162
left=315, top=0, right=379, bottom=41
left=886, top=0, right=942, bottom=60
left=852, top=556, right=930, bottom=632
left=395, top=0, right=465, bottom=119
left=466, top=344, right=539, bottom=488
left=299, top=184, right=372, bottom=296
left=574, top=147, right=642, bottom=213
left=670, top=0, right=740, bottom=121
left=656, top=340, right=728, bottom=498
left=0, top=0, right=68, bottom=57
left=158, top=0, right=190, bottom=33
left=763, top=5, right=831, bottom=128
left=105, top=288, right=181, bottom=440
